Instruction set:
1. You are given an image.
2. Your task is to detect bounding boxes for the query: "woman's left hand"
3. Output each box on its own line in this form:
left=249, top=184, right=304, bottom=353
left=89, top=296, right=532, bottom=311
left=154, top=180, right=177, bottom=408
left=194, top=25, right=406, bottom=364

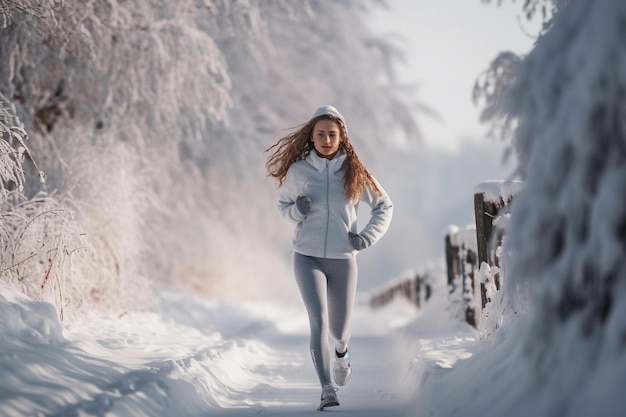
left=348, top=232, right=368, bottom=250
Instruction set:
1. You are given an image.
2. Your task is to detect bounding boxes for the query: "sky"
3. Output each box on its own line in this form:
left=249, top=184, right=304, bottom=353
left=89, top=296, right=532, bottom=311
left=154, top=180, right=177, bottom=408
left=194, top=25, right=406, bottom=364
left=353, top=1, right=544, bottom=291
left=368, top=0, right=543, bottom=151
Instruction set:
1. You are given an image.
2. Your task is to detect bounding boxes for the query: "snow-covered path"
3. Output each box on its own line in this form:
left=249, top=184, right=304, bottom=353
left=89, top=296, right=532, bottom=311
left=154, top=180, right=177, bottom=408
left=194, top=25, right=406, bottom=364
left=0, top=283, right=475, bottom=417
left=153, top=289, right=418, bottom=416
left=205, top=333, right=409, bottom=417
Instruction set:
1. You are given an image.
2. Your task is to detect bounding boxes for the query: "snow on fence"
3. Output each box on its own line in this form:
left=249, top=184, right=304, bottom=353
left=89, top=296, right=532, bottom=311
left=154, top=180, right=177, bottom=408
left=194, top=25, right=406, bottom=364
left=446, top=180, right=523, bottom=328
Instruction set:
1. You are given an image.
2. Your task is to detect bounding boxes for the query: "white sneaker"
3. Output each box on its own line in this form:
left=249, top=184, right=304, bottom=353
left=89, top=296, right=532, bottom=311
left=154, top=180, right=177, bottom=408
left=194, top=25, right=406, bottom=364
left=333, top=350, right=352, bottom=386
left=318, top=384, right=339, bottom=410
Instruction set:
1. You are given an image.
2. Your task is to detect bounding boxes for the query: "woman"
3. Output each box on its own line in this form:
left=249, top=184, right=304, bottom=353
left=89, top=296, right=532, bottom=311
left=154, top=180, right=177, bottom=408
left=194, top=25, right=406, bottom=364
left=265, top=105, right=393, bottom=410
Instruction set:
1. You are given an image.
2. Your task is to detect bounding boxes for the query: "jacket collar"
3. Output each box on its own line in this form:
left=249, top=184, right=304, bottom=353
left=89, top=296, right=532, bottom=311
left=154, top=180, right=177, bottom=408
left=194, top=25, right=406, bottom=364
left=306, top=150, right=347, bottom=172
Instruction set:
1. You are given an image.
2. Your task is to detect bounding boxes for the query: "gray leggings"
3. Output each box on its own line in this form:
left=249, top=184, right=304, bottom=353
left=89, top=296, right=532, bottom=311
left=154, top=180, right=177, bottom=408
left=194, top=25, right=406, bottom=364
left=293, top=252, right=358, bottom=387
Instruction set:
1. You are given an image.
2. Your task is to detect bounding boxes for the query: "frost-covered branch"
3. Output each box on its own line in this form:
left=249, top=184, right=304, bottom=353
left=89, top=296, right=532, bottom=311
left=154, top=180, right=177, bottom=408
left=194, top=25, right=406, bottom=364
left=0, top=0, right=62, bottom=28
left=0, top=93, right=44, bottom=195
left=473, top=52, right=522, bottom=142
left=481, top=0, right=569, bottom=28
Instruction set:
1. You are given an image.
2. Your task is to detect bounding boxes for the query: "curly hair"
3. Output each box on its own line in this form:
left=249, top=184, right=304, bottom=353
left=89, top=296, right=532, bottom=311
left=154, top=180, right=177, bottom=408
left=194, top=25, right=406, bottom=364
left=265, top=114, right=382, bottom=201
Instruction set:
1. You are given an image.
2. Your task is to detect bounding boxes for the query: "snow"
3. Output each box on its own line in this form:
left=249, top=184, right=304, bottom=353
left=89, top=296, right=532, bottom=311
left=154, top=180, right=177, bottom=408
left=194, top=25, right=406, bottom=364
left=448, top=224, right=477, bottom=253
left=473, top=180, right=524, bottom=204
left=0, top=279, right=442, bottom=417
left=0, top=263, right=489, bottom=417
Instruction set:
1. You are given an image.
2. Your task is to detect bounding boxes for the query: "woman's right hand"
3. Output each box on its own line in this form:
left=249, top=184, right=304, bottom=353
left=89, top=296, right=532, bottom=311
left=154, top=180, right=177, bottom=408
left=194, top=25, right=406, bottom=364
left=295, top=196, right=312, bottom=215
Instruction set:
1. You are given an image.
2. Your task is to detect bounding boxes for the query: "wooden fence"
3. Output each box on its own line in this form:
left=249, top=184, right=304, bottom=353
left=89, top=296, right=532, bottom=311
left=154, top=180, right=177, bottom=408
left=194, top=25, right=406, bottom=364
left=446, top=180, right=523, bottom=327
left=367, top=180, right=522, bottom=326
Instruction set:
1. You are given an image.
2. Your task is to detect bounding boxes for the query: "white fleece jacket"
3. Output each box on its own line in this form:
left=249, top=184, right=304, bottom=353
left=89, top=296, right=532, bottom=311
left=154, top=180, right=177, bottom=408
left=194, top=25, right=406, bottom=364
left=278, top=151, right=393, bottom=259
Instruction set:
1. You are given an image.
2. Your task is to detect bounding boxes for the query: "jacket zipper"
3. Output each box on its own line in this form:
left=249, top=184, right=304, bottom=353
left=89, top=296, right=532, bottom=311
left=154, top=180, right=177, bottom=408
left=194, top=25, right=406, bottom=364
left=323, top=159, right=330, bottom=257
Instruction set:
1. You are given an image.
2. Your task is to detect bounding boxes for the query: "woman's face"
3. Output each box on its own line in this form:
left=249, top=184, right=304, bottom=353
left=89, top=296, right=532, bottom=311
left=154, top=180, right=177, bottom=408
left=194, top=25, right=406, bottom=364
left=312, top=119, right=341, bottom=159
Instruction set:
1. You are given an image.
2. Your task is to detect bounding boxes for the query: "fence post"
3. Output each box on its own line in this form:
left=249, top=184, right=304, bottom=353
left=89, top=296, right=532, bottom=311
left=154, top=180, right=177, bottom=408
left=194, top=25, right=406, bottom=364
left=474, top=191, right=503, bottom=308
left=461, top=245, right=477, bottom=328
left=414, top=273, right=423, bottom=308
left=474, top=180, right=524, bottom=308
left=474, top=192, right=500, bottom=267
left=445, top=233, right=459, bottom=293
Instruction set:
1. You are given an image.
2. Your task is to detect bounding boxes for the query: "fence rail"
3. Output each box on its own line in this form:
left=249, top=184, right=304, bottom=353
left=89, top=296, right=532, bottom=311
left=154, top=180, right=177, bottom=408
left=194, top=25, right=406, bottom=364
left=369, top=271, right=431, bottom=310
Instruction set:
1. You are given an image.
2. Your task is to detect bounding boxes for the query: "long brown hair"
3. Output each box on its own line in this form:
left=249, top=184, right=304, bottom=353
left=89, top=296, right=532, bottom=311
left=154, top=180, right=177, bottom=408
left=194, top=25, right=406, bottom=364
left=265, top=114, right=382, bottom=200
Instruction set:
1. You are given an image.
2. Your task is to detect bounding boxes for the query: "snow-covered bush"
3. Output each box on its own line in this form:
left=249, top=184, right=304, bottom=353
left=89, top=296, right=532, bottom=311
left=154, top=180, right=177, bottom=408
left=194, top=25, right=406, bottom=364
left=0, top=193, right=84, bottom=318
left=1, top=91, right=75, bottom=315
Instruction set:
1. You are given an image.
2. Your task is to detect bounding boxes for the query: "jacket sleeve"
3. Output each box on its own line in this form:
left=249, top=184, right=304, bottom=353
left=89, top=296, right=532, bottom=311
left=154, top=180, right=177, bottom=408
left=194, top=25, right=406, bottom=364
left=278, top=168, right=305, bottom=223
left=358, top=179, right=393, bottom=247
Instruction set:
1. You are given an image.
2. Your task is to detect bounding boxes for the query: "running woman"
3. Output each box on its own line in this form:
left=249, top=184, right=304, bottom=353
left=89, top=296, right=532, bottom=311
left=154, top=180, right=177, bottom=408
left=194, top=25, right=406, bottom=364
left=265, top=105, right=393, bottom=410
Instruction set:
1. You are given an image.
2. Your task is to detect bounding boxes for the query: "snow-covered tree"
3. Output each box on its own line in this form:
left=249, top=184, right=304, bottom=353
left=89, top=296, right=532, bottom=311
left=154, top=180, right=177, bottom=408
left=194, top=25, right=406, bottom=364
left=474, top=0, right=570, bottom=145
left=506, top=0, right=626, bottom=352
left=488, top=0, right=626, bottom=412
left=409, top=2, right=625, bottom=415
left=0, top=0, right=418, bottom=316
